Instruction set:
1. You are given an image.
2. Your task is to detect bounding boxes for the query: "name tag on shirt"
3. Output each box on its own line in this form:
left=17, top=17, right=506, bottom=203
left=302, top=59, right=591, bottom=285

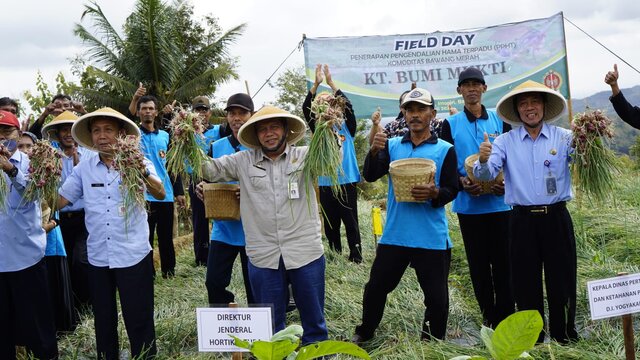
left=91, top=183, right=105, bottom=187
left=289, top=182, right=299, bottom=199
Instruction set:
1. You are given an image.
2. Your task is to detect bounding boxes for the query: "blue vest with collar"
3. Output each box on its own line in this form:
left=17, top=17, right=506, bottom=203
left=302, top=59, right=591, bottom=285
left=380, top=136, right=453, bottom=250
left=140, top=128, right=173, bottom=202
left=447, top=110, right=510, bottom=214
left=318, top=125, right=361, bottom=186
left=209, top=136, right=246, bottom=246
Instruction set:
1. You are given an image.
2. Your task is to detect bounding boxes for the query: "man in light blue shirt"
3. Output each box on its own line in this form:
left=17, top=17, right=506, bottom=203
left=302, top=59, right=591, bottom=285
left=58, top=108, right=165, bottom=359
left=0, top=110, right=58, bottom=359
left=474, top=80, right=578, bottom=344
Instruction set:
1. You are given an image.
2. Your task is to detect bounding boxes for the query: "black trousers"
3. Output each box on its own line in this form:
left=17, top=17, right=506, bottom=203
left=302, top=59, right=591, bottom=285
left=88, top=252, right=156, bottom=360
left=509, top=203, right=578, bottom=343
left=59, top=210, right=91, bottom=309
left=147, top=201, right=176, bottom=276
left=319, top=182, right=362, bottom=260
left=355, top=244, right=451, bottom=340
left=205, top=240, right=254, bottom=306
left=189, top=182, right=209, bottom=265
left=458, top=211, right=514, bottom=328
left=0, top=258, right=58, bottom=360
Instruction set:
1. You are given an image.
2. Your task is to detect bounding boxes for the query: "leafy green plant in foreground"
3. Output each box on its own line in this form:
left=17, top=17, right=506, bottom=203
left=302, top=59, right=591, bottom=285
left=450, top=310, right=543, bottom=360
left=232, top=324, right=370, bottom=360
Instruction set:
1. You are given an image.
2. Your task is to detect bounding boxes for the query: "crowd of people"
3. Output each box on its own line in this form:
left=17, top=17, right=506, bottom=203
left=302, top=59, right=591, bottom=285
left=1, top=63, right=639, bottom=359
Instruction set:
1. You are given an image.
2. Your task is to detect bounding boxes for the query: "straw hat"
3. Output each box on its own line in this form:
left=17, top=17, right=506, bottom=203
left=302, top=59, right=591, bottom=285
left=71, top=107, right=140, bottom=152
left=496, top=80, right=567, bottom=126
left=41, top=111, right=78, bottom=141
left=237, top=105, right=307, bottom=149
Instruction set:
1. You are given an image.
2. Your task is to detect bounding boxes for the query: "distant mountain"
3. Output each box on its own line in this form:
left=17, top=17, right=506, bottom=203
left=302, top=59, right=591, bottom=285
left=564, top=85, right=640, bottom=154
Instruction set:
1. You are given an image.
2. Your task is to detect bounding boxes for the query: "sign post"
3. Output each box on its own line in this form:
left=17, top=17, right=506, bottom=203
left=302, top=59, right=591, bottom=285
left=196, top=306, right=272, bottom=354
left=587, top=272, right=639, bottom=360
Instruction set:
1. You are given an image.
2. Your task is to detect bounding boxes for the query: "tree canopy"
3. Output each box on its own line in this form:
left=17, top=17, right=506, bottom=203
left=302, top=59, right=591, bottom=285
left=72, top=0, right=245, bottom=114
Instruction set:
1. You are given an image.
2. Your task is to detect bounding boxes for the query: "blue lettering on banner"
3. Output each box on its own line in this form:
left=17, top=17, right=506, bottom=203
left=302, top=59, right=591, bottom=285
left=394, top=34, right=476, bottom=51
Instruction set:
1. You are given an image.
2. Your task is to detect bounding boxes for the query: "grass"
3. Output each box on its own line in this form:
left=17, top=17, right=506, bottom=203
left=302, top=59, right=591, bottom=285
left=37, top=164, right=640, bottom=359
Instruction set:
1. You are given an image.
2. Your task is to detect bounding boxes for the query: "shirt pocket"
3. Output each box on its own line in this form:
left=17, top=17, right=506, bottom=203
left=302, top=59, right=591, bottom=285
left=248, top=166, right=268, bottom=191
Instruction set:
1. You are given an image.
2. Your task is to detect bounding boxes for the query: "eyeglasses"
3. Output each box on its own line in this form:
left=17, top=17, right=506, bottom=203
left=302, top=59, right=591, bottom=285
left=194, top=106, right=210, bottom=112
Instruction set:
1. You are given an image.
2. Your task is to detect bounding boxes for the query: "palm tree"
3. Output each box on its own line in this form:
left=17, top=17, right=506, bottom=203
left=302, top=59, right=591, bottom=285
left=72, top=0, right=245, bottom=113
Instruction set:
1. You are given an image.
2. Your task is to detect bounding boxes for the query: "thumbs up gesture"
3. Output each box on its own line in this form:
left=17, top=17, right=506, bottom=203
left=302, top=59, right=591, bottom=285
left=134, top=82, right=147, bottom=100
left=604, top=64, right=619, bottom=86
left=478, top=132, right=492, bottom=163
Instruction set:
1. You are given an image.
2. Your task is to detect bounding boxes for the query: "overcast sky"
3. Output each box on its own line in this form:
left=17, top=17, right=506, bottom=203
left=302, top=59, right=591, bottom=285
left=1, top=0, right=639, bottom=114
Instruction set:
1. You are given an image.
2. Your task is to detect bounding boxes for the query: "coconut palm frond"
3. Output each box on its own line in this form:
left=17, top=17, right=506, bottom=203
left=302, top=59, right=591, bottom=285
left=84, top=67, right=138, bottom=96
left=74, top=87, right=131, bottom=113
left=123, top=0, right=182, bottom=86
left=178, top=24, right=246, bottom=83
left=75, top=1, right=126, bottom=62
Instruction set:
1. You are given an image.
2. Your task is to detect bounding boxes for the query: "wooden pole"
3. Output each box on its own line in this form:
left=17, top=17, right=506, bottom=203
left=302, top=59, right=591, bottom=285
left=244, top=81, right=251, bottom=97
left=229, top=302, right=243, bottom=360
left=618, top=272, right=636, bottom=360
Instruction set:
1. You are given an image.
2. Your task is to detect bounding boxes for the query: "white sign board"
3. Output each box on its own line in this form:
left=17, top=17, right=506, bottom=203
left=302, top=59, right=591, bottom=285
left=587, top=273, right=640, bottom=320
left=196, top=307, right=272, bottom=352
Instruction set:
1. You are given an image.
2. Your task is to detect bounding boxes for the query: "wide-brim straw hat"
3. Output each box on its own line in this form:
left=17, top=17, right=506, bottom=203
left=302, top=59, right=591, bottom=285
left=41, top=111, right=78, bottom=141
left=71, top=107, right=140, bottom=152
left=496, top=80, right=567, bottom=126
left=237, top=105, right=307, bottom=149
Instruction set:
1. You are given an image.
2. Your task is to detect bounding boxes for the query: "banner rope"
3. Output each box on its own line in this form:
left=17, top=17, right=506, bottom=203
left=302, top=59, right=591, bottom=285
left=563, top=15, right=640, bottom=75
left=252, top=38, right=305, bottom=99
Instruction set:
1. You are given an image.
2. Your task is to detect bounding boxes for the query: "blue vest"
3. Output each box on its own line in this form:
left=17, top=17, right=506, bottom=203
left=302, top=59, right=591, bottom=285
left=45, top=211, right=66, bottom=256
left=140, top=128, right=173, bottom=202
left=447, top=110, right=510, bottom=214
left=380, top=137, right=453, bottom=250
left=318, top=125, right=361, bottom=186
left=209, top=136, right=246, bottom=246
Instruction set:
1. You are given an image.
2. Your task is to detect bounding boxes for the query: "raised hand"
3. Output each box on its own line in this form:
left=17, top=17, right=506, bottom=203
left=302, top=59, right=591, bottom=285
left=314, top=64, right=324, bottom=85
left=604, top=64, right=619, bottom=86
left=371, top=107, right=382, bottom=126
left=478, top=132, right=492, bottom=163
left=323, top=64, right=336, bottom=90
left=134, top=82, right=147, bottom=99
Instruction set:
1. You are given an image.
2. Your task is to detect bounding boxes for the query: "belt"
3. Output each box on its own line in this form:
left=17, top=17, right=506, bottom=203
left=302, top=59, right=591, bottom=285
left=512, top=201, right=566, bottom=215
left=60, top=210, right=85, bottom=219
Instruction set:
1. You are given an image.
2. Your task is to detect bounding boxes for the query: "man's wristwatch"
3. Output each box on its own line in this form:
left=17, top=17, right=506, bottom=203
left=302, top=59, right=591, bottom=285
left=6, top=165, right=18, bottom=178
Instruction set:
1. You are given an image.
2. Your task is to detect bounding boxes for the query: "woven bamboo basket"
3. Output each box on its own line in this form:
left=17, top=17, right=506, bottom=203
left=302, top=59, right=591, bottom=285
left=464, top=154, right=504, bottom=195
left=203, top=183, right=240, bottom=220
left=389, top=158, right=436, bottom=203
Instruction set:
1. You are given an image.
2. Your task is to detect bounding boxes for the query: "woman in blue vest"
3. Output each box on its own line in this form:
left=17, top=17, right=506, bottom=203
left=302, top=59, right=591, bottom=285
left=352, top=88, right=459, bottom=343
left=302, top=64, right=363, bottom=263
